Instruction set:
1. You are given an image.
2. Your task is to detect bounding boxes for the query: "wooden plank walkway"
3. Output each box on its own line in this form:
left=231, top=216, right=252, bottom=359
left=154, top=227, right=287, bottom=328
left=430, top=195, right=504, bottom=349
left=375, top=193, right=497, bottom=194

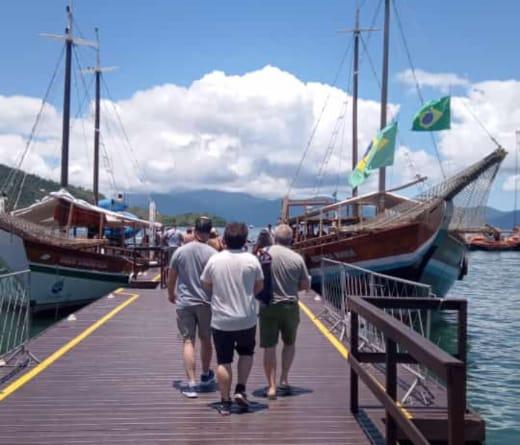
left=0, top=282, right=377, bottom=444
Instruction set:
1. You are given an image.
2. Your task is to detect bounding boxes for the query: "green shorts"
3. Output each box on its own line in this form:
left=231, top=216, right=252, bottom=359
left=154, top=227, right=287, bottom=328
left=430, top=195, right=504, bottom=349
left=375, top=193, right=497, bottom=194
left=259, top=302, right=300, bottom=348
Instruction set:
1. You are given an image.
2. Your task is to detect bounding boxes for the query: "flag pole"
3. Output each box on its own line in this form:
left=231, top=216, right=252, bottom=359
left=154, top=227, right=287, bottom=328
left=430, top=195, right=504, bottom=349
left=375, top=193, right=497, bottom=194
left=378, top=0, right=391, bottom=212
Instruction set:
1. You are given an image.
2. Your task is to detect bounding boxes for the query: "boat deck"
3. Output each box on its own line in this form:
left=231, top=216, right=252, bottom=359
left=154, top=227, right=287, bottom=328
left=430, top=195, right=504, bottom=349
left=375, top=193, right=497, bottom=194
left=0, top=274, right=484, bottom=444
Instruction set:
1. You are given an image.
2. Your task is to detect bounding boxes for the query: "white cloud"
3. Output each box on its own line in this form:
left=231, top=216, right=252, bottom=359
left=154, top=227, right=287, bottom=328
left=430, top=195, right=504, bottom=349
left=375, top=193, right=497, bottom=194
left=1, top=65, right=518, bottom=206
left=0, top=65, right=400, bottom=199
left=503, top=174, right=520, bottom=192
left=397, top=68, right=470, bottom=93
left=438, top=80, right=520, bottom=173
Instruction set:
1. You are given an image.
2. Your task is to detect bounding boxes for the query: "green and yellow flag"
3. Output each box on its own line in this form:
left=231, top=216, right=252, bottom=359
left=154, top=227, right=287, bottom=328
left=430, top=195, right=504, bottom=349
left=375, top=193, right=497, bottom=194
left=349, top=121, right=398, bottom=189
left=412, top=96, right=450, bottom=131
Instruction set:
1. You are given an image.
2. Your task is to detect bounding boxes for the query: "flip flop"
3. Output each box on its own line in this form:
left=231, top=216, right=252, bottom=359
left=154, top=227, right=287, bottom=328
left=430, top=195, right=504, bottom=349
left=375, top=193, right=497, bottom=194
left=278, top=384, right=293, bottom=395
left=263, top=387, right=277, bottom=400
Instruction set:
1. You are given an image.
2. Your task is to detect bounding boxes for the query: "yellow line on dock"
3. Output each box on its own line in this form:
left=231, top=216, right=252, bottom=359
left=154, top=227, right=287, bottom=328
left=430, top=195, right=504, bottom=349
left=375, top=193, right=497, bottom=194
left=298, top=300, right=349, bottom=359
left=298, top=299, right=413, bottom=420
left=0, top=292, right=139, bottom=403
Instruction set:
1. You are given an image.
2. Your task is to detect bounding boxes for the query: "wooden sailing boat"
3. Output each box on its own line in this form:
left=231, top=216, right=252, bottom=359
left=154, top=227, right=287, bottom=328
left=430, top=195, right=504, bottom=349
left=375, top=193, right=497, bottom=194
left=0, top=4, right=161, bottom=311
left=466, top=130, right=520, bottom=251
left=281, top=0, right=506, bottom=297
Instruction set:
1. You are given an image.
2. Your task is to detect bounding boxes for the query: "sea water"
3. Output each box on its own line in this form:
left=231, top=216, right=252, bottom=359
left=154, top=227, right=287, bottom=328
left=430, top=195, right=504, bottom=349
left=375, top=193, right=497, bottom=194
left=448, top=251, right=520, bottom=444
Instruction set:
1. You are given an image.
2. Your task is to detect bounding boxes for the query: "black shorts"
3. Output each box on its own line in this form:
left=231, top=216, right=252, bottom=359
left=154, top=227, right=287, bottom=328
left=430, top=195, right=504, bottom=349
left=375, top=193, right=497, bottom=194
left=212, top=326, right=256, bottom=365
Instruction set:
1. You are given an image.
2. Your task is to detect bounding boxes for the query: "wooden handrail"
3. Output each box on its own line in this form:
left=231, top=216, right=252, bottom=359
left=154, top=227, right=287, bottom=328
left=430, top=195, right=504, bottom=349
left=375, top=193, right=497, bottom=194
left=348, top=295, right=467, bottom=445
left=348, top=295, right=463, bottom=378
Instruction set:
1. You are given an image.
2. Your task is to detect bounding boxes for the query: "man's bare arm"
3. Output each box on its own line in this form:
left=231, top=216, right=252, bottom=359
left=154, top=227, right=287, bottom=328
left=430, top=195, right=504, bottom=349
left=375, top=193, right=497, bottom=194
left=254, top=279, right=264, bottom=295
left=167, top=268, right=178, bottom=304
left=299, top=272, right=310, bottom=291
left=202, top=280, right=212, bottom=294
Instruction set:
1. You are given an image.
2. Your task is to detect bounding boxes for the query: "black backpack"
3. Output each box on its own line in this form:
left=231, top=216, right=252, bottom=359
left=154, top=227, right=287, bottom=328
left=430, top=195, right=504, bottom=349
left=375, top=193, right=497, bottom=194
left=255, top=248, right=273, bottom=305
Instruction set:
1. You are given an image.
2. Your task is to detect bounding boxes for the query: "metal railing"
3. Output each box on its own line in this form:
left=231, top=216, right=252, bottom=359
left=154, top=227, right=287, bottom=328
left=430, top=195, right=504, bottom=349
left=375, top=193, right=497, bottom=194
left=318, top=258, right=435, bottom=404
left=0, top=269, right=38, bottom=383
left=348, top=295, right=468, bottom=445
left=0, top=270, right=30, bottom=356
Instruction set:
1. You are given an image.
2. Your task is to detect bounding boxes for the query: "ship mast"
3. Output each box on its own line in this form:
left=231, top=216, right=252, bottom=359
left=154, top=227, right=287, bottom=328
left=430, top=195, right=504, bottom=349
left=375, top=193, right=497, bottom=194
left=93, top=29, right=101, bottom=204
left=82, top=31, right=116, bottom=205
left=378, top=0, right=391, bottom=210
left=351, top=8, right=360, bottom=204
left=42, top=2, right=98, bottom=189
left=61, top=4, right=73, bottom=188
left=342, top=6, right=376, bottom=217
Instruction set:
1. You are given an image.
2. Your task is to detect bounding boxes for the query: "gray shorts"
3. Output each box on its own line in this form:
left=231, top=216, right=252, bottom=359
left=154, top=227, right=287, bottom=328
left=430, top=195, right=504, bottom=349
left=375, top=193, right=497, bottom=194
left=176, top=304, right=212, bottom=341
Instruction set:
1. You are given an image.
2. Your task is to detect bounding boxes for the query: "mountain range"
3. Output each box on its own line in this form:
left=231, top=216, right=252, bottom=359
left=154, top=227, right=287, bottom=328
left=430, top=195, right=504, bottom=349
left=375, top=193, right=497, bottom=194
left=1, top=163, right=519, bottom=228
left=127, top=190, right=281, bottom=226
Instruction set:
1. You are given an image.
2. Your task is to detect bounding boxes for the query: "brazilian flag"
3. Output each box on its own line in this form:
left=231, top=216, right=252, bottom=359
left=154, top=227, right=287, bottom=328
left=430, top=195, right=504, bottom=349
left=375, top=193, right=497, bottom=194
left=349, top=121, right=398, bottom=188
left=412, top=96, right=450, bottom=131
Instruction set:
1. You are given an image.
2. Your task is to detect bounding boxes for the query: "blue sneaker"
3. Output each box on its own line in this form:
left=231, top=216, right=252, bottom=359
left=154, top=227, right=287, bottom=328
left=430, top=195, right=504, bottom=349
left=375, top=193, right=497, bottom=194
left=200, top=369, right=215, bottom=386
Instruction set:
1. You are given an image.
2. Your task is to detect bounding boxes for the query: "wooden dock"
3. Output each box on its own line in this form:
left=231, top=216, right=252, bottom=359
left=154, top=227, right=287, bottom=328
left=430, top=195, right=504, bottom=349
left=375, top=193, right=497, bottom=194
left=0, top=275, right=485, bottom=444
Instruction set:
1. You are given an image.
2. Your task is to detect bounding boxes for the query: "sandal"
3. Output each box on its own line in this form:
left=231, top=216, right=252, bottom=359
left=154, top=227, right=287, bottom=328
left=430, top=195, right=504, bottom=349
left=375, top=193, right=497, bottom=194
left=278, top=384, right=293, bottom=395
left=263, top=387, right=277, bottom=400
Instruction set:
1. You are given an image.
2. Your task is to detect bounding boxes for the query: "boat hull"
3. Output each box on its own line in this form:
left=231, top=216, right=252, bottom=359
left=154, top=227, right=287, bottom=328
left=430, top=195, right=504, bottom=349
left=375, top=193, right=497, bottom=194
left=0, top=227, right=131, bottom=312
left=24, top=240, right=131, bottom=312
left=295, top=201, right=466, bottom=298
left=29, top=263, right=128, bottom=312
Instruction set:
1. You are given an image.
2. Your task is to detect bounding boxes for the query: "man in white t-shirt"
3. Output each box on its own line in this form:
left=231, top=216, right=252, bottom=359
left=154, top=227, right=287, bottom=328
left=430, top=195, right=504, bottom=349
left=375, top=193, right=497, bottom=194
left=201, top=222, right=263, bottom=416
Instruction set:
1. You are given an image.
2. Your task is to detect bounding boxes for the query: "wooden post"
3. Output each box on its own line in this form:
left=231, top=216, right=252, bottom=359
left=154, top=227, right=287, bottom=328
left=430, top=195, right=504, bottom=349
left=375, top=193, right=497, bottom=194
left=447, top=365, right=466, bottom=445
left=386, top=337, right=397, bottom=444
left=457, top=300, right=468, bottom=407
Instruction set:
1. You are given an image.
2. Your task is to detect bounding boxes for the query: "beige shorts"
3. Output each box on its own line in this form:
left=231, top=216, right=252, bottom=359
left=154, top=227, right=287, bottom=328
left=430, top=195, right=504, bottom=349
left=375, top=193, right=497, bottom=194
left=176, top=304, right=212, bottom=341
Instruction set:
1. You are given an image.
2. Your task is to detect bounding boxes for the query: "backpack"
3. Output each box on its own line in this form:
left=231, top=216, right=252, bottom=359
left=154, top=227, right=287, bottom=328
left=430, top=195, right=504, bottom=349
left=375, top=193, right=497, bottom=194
left=255, top=247, right=273, bottom=305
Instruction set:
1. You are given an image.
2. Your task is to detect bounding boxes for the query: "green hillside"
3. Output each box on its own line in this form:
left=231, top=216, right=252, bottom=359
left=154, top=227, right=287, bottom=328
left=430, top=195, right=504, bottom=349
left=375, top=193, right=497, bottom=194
left=127, top=207, right=226, bottom=227
left=0, top=164, right=99, bottom=209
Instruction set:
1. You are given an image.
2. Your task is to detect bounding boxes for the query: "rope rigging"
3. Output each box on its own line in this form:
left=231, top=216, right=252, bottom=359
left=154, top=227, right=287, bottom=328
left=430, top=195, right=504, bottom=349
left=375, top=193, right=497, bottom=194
left=313, top=57, right=353, bottom=197
left=392, top=0, right=446, bottom=179
left=287, top=41, right=353, bottom=196
left=2, top=46, right=65, bottom=204
left=100, top=77, right=153, bottom=203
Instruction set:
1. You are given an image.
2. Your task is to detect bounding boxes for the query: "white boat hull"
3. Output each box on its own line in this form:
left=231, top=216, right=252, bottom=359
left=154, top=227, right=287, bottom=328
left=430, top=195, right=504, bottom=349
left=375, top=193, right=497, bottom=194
left=29, top=263, right=129, bottom=312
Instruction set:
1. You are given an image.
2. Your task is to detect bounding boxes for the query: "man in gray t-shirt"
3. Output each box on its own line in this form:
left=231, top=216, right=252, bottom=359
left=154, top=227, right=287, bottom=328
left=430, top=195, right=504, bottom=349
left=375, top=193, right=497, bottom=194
left=259, top=224, right=309, bottom=399
left=168, top=217, right=216, bottom=398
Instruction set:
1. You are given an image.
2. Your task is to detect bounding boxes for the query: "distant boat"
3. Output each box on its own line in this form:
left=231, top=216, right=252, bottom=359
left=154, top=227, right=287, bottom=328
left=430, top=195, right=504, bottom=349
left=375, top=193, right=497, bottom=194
left=467, top=225, right=520, bottom=251
left=466, top=131, right=520, bottom=252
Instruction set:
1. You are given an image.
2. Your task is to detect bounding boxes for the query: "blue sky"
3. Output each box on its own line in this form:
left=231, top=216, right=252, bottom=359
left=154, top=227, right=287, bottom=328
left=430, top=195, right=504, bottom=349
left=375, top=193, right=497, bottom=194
left=1, top=1, right=519, bottom=211
left=2, top=1, right=519, bottom=98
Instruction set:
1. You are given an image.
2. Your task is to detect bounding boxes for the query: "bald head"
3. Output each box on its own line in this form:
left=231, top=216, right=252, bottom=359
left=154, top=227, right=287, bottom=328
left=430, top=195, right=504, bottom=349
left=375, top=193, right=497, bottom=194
left=274, top=224, right=293, bottom=246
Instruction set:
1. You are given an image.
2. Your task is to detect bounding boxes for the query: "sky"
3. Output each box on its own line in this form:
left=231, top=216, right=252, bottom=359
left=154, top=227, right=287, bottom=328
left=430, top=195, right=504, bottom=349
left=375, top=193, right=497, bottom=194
left=0, top=0, right=519, bottom=211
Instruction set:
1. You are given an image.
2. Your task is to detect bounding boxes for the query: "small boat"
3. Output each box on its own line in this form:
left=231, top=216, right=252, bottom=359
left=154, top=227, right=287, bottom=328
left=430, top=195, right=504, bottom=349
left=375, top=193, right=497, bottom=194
left=467, top=225, right=520, bottom=251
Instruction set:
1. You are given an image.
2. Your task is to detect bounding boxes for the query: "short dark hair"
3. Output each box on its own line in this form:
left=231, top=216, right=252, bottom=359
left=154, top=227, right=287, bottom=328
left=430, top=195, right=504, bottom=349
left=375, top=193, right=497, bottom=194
left=195, top=216, right=212, bottom=234
left=224, top=222, right=248, bottom=249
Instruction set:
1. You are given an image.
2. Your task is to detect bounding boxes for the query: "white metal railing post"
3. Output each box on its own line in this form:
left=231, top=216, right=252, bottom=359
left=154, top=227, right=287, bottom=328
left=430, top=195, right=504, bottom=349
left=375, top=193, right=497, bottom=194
left=0, top=269, right=39, bottom=376
left=339, top=264, right=348, bottom=340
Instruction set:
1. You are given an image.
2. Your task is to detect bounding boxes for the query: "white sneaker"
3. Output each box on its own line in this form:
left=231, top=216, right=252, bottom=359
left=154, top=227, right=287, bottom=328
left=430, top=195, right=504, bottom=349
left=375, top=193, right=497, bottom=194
left=182, top=383, right=198, bottom=398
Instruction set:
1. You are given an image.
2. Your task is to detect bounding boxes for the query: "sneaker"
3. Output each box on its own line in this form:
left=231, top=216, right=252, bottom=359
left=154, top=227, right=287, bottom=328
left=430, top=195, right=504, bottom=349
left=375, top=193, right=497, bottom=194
left=182, top=383, right=198, bottom=399
left=233, top=391, right=250, bottom=409
left=217, top=400, right=232, bottom=416
left=200, top=369, right=215, bottom=386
